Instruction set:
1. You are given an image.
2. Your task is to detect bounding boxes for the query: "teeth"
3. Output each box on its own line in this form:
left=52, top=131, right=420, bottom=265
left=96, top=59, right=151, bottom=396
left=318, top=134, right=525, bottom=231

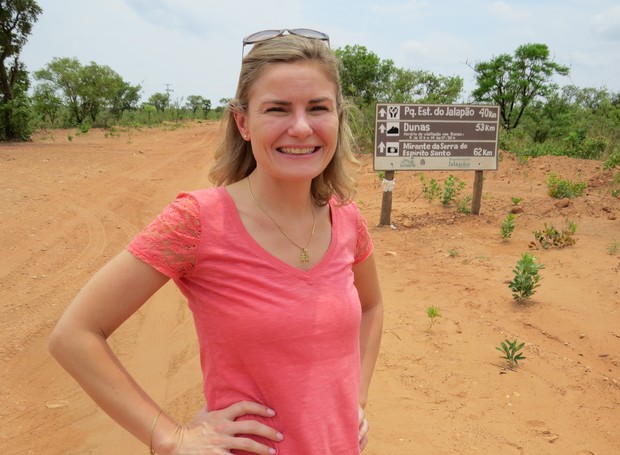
left=279, top=147, right=316, bottom=155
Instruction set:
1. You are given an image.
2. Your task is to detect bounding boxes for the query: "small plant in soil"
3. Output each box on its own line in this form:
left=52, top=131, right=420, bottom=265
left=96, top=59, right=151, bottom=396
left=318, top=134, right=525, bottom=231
left=420, top=174, right=466, bottom=206
left=500, top=213, right=516, bottom=240
left=607, top=241, right=620, bottom=255
left=420, top=173, right=441, bottom=201
left=456, top=194, right=472, bottom=214
left=508, top=253, right=544, bottom=301
left=530, top=220, right=577, bottom=249
left=426, top=305, right=441, bottom=331
left=511, top=197, right=523, bottom=205
left=496, top=338, right=526, bottom=367
left=440, top=175, right=466, bottom=205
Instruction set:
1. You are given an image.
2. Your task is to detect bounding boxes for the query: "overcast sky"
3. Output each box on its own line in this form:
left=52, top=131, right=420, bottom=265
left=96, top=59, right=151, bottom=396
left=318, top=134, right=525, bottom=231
left=21, top=0, right=620, bottom=105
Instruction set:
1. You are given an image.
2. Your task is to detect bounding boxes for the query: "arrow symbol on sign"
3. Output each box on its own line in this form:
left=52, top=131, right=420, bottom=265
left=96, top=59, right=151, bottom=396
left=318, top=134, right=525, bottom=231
left=379, top=124, right=386, bottom=133
left=379, top=108, right=386, bottom=118
left=378, top=142, right=385, bottom=154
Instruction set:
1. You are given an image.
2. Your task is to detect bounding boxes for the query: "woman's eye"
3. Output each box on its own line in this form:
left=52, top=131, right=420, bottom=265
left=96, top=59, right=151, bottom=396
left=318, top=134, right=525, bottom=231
left=265, top=107, right=286, bottom=113
left=310, top=105, right=329, bottom=112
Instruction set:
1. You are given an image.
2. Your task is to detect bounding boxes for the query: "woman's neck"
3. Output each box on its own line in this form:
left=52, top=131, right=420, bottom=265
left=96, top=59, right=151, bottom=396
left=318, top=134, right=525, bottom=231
left=247, top=172, right=315, bottom=217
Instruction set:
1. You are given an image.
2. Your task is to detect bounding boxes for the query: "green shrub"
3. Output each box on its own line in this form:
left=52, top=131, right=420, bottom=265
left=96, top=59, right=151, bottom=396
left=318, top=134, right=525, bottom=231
left=547, top=173, right=586, bottom=198
left=530, top=221, right=577, bottom=249
left=441, top=175, right=466, bottom=205
left=500, top=213, right=516, bottom=239
left=508, top=253, right=544, bottom=301
left=420, top=174, right=441, bottom=201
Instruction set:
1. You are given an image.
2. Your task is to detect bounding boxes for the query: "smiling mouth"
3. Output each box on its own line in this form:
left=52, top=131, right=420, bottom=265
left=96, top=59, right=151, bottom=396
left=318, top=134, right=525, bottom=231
left=278, top=147, right=319, bottom=155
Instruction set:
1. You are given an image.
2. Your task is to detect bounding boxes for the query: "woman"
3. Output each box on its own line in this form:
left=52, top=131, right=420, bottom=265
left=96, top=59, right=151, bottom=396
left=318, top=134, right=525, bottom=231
left=49, top=29, right=383, bottom=455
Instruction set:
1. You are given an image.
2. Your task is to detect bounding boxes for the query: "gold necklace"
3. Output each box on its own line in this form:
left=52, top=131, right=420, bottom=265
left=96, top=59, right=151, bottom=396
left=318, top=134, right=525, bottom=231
left=246, top=177, right=316, bottom=264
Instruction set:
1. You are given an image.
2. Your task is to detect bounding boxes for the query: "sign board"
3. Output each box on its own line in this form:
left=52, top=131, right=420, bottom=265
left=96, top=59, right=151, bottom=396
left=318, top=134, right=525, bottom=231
left=374, top=104, right=500, bottom=171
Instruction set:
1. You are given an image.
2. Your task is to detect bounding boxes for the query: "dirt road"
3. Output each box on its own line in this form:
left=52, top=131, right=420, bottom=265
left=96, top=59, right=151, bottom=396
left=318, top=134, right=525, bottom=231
left=1, top=122, right=618, bottom=454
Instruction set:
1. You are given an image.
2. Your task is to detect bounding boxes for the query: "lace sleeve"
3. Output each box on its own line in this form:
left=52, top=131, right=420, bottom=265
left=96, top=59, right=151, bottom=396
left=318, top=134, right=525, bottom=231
left=126, top=192, right=201, bottom=279
left=353, top=210, right=373, bottom=264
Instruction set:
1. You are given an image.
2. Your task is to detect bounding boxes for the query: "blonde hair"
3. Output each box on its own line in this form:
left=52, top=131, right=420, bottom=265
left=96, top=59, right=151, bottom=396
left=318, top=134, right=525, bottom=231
left=208, top=34, right=358, bottom=205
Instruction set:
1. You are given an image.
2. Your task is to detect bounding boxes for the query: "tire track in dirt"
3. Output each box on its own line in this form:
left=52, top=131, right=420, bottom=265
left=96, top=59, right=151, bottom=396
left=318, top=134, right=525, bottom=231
left=0, top=123, right=218, bottom=454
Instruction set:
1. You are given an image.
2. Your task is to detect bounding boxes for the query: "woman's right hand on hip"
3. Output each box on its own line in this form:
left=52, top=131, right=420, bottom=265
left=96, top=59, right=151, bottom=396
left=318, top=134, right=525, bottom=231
left=169, top=401, right=283, bottom=455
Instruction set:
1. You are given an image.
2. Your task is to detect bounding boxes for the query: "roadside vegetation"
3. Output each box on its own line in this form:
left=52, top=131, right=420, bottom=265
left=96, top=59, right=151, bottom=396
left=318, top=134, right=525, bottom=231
left=1, top=1, right=619, bottom=173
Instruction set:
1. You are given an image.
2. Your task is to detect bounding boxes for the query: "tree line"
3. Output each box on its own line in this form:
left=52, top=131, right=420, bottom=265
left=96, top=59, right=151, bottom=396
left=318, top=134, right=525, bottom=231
left=1, top=1, right=618, bottom=169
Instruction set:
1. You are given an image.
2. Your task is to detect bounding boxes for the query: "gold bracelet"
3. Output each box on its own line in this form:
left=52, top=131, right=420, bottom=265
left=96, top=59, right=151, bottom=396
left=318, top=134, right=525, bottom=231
left=149, top=408, right=164, bottom=455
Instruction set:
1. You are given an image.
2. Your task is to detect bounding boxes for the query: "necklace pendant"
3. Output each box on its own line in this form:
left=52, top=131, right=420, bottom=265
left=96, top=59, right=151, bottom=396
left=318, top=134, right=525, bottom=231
left=299, top=248, right=310, bottom=263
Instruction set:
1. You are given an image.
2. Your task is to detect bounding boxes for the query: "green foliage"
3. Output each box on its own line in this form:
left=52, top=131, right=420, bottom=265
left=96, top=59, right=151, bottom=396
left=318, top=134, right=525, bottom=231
left=440, top=175, right=465, bottom=205
left=500, top=213, right=516, bottom=239
left=611, top=173, right=620, bottom=198
left=420, top=174, right=442, bottom=201
left=34, top=57, right=142, bottom=126
left=147, top=92, right=170, bottom=113
left=496, top=339, right=526, bottom=367
left=564, top=128, right=607, bottom=160
left=77, top=123, right=90, bottom=134
left=505, top=85, right=620, bottom=165
left=511, top=197, right=522, bottom=205
left=420, top=174, right=468, bottom=209
left=426, top=306, right=441, bottom=331
left=456, top=194, right=472, bottom=214
left=335, top=45, right=391, bottom=104
left=531, top=221, right=577, bottom=249
left=603, top=151, right=620, bottom=171
left=335, top=44, right=462, bottom=151
left=546, top=173, right=586, bottom=198
left=0, top=84, right=33, bottom=141
left=606, top=241, right=620, bottom=255
left=472, top=43, right=570, bottom=131
left=508, top=253, right=544, bottom=301
left=32, top=83, right=63, bottom=124
left=335, top=45, right=463, bottom=105
left=0, top=0, right=42, bottom=141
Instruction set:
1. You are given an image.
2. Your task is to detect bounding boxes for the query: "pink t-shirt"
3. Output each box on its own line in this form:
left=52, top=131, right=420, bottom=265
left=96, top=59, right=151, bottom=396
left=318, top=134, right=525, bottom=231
left=127, top=187, right=373, bottom=454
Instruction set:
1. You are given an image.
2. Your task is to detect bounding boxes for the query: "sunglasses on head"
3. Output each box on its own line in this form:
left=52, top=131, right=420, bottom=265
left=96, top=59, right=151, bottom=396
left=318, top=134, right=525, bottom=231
left=242, top=28, right=330, bottom=58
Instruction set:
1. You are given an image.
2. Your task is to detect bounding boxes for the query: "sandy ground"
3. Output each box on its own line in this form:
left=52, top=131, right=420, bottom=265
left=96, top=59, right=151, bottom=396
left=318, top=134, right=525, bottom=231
left=1, top=121, right=619, bottom=455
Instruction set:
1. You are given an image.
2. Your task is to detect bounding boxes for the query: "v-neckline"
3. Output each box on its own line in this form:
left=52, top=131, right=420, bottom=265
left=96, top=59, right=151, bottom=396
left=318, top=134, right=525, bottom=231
left=220, top=187, right=336, bottom=279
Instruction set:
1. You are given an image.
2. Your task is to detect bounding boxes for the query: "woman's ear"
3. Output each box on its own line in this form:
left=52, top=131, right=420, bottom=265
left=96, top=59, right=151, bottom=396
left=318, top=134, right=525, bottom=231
left=233, top=111, right=250, bottom=141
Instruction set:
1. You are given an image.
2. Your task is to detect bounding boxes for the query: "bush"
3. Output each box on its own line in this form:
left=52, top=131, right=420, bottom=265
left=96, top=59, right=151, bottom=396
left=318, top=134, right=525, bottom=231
left=546, top=173, right=586, bottom=198
left=508, top=253, right=544, bottom=301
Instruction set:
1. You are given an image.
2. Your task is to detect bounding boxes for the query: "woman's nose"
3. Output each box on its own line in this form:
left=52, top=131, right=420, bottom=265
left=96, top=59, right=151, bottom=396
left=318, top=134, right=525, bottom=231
left=288, top=112, right=313, bottom=137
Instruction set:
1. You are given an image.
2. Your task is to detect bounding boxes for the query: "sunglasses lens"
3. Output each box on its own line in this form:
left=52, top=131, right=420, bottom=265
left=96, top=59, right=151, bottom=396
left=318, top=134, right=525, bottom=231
left=243, top=30, right=282, bottom=45
left=291, top=28, right=329, bottom=41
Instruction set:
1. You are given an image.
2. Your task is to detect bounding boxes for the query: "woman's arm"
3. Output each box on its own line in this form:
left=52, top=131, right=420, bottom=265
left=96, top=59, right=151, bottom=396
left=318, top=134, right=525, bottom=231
left=49, top=250, right=181, bottom=452
left=353, top=252, right=384, bottom=409
left=353, top=253, right=383, bottom=451
left=49, top=250, right=282, bottom=454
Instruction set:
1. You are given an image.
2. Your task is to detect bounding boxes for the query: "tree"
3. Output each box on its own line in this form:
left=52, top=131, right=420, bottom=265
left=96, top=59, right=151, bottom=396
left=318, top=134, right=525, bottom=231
left=0, top=0, right=42, bottom=140
left=335, top=44, right=464, bottom=151
left=471, top=43, right=570, bottom=131
left=186, top=95, right=204, bottom=115
left=148, top=92, right=169, bottom=112
left=335, top=44, right=462, bottom=105
left=386, top=68, right=462, bottom=104
left=335, top=45, right=394, bottom=104
left=35, top=57, right=141, bottom=125
left=32, top=82, right=62, bottom=124
left=201, top=98, right=211, bottom=118
left=110, top=81, right=141, bottom=119
left=34, top=57, right=139, bottom=125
